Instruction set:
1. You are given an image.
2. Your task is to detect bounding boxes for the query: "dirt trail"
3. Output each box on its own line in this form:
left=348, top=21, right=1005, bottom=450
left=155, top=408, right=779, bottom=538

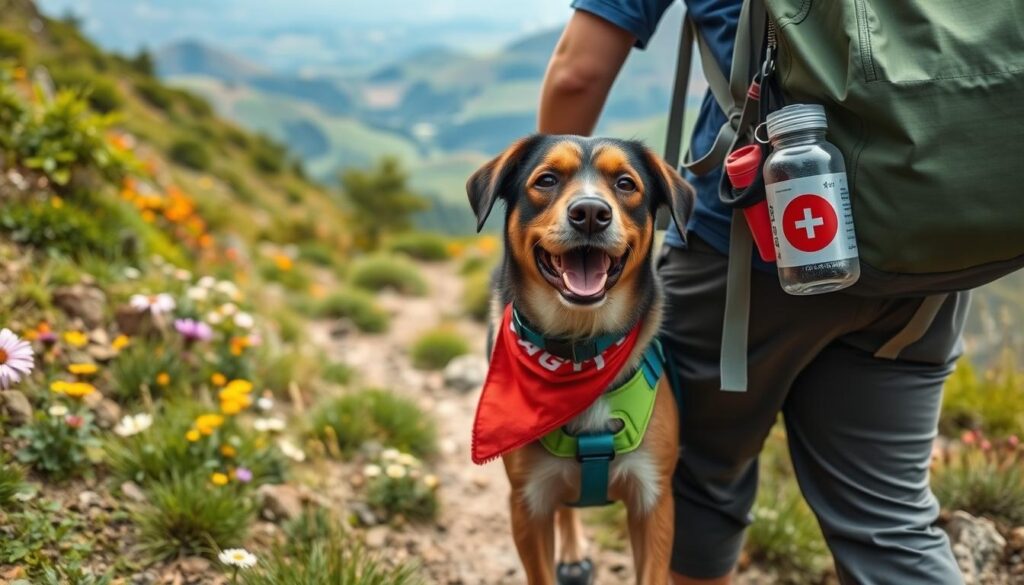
left=308, top=262, right=763, bottom=584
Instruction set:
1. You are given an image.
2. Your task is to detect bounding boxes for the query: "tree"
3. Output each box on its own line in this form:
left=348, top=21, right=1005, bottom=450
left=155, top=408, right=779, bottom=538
left=339, top=157, right=429, bottom=250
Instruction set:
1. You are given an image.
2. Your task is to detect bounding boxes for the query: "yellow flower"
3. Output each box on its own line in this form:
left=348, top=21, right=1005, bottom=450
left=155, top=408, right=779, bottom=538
left=220, top=444, right=237, bottom=458
left=195, top=413, right=225, bottom=435
left=156, top=372, right=171, bottom=386
left=211, top=472, right=229, bottom=486
left=141, top=210, right=156, bottom=223
left=221, top=379, right=253, bottom=398
left=211, top=373, right=227, bottom=387
left=229, top=336, right=249, bottom=356
left=272, top=253, right=293, bottom=272
left=68, top=363, right=98, bottom=376
left=112, top=335, right=130, bottom=351
left=50, top=381, right=71, bottom=394
left=219, top=395, right=251, bottom=415
left=185, top=429, right=201, bottom=442
left=63, top=331, right=88, bottom=348
left=50, top=196, right=64, bottom=209
left=62, top=382, right=97, bottom=399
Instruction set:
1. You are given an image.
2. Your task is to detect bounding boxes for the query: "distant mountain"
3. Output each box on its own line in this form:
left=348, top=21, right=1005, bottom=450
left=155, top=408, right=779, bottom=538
left=156, top=40, right=268, bottom=83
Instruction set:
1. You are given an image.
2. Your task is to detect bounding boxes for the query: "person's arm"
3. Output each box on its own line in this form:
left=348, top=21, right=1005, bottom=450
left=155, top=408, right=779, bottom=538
left=538, top=10, right=636, bottom=135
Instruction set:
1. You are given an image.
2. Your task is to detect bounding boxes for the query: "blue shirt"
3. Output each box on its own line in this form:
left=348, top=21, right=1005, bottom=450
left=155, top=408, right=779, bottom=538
left=571, top=0, right=742, bottom=255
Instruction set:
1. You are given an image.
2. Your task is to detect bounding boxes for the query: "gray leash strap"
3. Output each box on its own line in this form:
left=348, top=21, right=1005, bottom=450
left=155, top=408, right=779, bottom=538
left=720, top=209, right=754, bottom=392
left=874, top=295, right=949, bottom=360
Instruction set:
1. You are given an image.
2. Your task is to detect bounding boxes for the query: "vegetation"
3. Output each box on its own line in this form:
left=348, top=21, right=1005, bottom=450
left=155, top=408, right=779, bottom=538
left=348, top=254, right=428, bottom=296
left=410, top=327, right=469, bottom=370
left=932, top=431, right=1024, bottom=525
left=363, top=449, right=439, bottom=522
left=309, top=389, right=438, bottom=458
left=0, top=452, right=28, bottom=507
left=312, top=288, right=390, bottom=333
left=461, top=269, right=492, bottom=322
left=387, top=232, right=450, bottom=262
left=168, top=137, right=212, bottom=171
left=941, top=357, right=1024, bottom=436
left=339, top=157, right=429, bottom=250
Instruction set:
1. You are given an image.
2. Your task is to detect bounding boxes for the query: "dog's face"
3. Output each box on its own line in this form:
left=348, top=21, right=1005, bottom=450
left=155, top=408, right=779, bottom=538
left=467, top=135, right=694, bottom=334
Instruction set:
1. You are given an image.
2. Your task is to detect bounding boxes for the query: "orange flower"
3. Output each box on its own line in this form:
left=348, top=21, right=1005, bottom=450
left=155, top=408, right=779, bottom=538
left=156, top=372, right=171, bottom=386
left=220, top=444, right=237, bottom=458
left=272, top=253, right=293, bottom=272
left=229, top=336, right=250, bottom=356
left=211, top=373, right=227, bottom=387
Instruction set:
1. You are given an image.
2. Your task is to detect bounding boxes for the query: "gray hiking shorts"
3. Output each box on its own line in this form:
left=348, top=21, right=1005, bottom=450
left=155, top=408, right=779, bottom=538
left=657, top=237, right=970, bottom=584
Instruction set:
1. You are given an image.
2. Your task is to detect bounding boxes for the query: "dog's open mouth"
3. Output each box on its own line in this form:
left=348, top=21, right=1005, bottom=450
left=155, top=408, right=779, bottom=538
left=536, top=247, right=626, bottom=304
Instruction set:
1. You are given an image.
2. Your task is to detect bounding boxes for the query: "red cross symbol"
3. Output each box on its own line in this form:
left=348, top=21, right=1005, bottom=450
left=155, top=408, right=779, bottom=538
left=782, top=194, right=838, bottom=252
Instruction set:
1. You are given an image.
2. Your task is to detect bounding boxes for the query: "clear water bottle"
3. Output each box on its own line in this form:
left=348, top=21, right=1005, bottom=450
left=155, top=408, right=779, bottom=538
left=763, top=104, right=860, bottom=295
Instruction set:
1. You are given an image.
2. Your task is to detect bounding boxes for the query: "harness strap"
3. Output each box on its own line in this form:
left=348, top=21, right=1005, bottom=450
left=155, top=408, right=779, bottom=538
left=720, top=209, right=754, bottom=392
left=573, top=433, right=615, bottom=507
left=511, top=307, right=621, bottom=363
left=874, top=295, right=948, bottom=360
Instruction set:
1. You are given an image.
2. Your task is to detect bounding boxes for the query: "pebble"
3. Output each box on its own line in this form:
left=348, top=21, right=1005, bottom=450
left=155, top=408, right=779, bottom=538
left=121, top=481, right=147, bottom=503
left=365, top=526, right=389, bottom=548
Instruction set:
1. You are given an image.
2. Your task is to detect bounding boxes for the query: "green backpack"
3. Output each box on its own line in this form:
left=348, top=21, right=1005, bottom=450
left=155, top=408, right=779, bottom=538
left=664, top=0, right=1024, bottom=390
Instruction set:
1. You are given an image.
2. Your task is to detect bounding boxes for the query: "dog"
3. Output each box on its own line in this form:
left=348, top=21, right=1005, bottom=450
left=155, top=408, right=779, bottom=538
left=466, top=135, right=694, bottom=585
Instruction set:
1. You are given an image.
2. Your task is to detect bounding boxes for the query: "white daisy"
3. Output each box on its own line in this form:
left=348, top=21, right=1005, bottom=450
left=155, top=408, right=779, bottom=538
left=48, top=404, right=68, bottom=417
left=397, top=453, right=419, bottom=467
left=219, top=302, right=238, bottom=317
left=233, top=312, right=254, bottom=329
left=385, top=464, right=407, bottom=479
left=173, top=269, right=192, bottom=282
left=381, top=448, right=400, bottom=462
left=253, top=417, right=286, bottom=433
left=256, top=395, right=274, bottom=411
left=206, top=311, right=224, bottom=325
left=186, top=286, right=208, bottom=302
left=278, top=439, right=306, bottom=462
left=0, top=328, right=34, bottom=390
left=218, top=548, right=257, bottom=569
left=129, top=293, right=176, bottom=316
left=215, top=280, right=240, bottom=298
left=114, top=413, right=153, bottom=437
left=197, top=276, right=216, bottom=289
left=363, top=464, right=382, bottom=478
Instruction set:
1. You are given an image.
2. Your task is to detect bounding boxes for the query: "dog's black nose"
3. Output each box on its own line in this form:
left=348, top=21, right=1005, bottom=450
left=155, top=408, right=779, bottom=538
left=567, top=197, right=612, bottom=235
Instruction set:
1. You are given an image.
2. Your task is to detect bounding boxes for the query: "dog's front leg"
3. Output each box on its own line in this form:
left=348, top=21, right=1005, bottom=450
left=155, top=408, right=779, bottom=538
left=627, top=483, right=674, bottom=585
left=509, top=489, right=557, bottom=585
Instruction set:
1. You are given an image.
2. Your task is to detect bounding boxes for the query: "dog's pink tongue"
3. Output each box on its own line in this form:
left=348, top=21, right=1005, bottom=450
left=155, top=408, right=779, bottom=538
left=558, top=250, right=611, bottom=297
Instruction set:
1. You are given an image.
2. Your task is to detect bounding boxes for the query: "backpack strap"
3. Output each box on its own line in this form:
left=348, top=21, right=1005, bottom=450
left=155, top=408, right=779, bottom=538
left=874, top=294, right=949, bottom=360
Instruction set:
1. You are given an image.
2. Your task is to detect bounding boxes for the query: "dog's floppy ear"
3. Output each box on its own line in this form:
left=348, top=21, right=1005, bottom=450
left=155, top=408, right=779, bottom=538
left=466, top=135, right=541, bottom=232
left=644, top=150, right=696, bottom=239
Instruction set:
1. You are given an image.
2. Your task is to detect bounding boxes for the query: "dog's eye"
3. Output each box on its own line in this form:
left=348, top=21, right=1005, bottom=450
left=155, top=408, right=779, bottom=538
left=533, top=173, right=559, bottom=189
left=615, top=176, right=638, bottom=192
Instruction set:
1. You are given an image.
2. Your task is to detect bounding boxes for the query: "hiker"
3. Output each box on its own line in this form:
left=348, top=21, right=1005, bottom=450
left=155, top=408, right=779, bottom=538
left=535, top=1, right=1022, bottom=583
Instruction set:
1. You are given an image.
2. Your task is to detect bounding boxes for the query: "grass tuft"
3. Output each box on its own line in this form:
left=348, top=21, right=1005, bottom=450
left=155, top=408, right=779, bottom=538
left=312, top=288, right=390, bottom=333
left=386, top=232, right=451, bottom=262
left=348, top=254, right=427, bottom=296
left=409, top=327, right=469, bottom=370
left=309, top=389, right=437, bottom=459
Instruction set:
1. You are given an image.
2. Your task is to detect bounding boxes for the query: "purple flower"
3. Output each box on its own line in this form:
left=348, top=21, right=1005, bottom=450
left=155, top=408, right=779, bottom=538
left=174, top=319, right=213, bottom=343
left=235, top=467, right=253, bottom=483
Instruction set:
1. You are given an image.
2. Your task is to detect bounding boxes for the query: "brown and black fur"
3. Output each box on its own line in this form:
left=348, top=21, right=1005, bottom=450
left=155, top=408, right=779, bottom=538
left=467, top=135, right=695, bottom=584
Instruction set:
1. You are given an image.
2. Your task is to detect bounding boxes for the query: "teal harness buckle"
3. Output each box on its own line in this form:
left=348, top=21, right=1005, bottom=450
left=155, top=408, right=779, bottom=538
left=573, top=433, right=616, bottom=507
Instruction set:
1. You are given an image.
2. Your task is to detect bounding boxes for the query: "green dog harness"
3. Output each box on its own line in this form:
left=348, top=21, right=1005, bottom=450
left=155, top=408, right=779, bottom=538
left=539, top=339, right=665, bottom=507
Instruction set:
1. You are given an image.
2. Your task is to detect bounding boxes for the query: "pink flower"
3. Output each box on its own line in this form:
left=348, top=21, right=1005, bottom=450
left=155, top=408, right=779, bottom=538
left=1008, top=435, right=1020, bottom=449
left=0, top=328, right=34, bottom=389
left=65, top=414, right=84, bottom=429
left=174, top=319, right=213, bottom=342
left=960, top=430, right=977, bottom=446
left=235, top=467, right=253, bottom=483
left=980, top=439, right=993, bottom=452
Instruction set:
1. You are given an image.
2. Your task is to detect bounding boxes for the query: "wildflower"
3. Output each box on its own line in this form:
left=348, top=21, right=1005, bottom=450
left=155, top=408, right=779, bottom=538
left=195, top=413, right=225, bottom=435
left=961, top=430, right=977, bottom=446
left=0, top=328, right=34, bottom=389
left=397, top=453, right=419, bottom=467
left=363, top=464, right=382, bottom=478
left=112, top=335, right=130, bottom=351
left=381, top=448, right=400, bottom=462
left=123, top=266, right=141, bottom=280
left=211, top=472, right=229, bottom=486
left=229, top=336, right=249, bottom=356
left=981, top=439, right=993, bottom=451
left=186, top=286, right=209, bottom=302
left=211, top=373, right=227, bottom=387
left=63, top=330, right=88, bottom=348
left=220, top=444, right=237, bottom=458
left=65, top=414, right=85, bottom=429
left=68, top=363, right=98, bottom=376
left=129, top=293, right=176, bottom=316
left=29, top=322, right=57, bottom=344
left=219, top=302, right=238, bottom=317
left=253, top=417, right=286, bottom=433
left=220, top=396, right=250, bottom=415
left=233, top=312, right=254, bottom=329
left=220, top=380, right=254, bottom=414
left=218, top=548, right=257, bottom=569
left=174, top=269, right=192, bottom=282
left=273, top=254, right=293, bottom=272
left=278, top=439, right=306, bottom=462
left=207, top=311, right=224, bottom=325
left=1008, top=435, right=1020, bottom=449
left=54, top=382, right=96, bottom=399
left=48, top=404, right=68, bottom=417
left=174, top=318, right=213, bottom=342
left=185, top=429, right=201, bottom=442
left=215, top=281, right=240, bottom=299
left=50, top=380, right=70, bottom=393
left=256, top=393, right=274, bottom=411
left=222, top=379, right=254, bottom=396
left=156, top=372, right=171, bottom=386
left=423, top=474, right=439, bottom=489
left=385, top=464, right=407, bottom=479
left=114, top=413, right=153, bottom=437
left=234, top=467, right=253, bottom=483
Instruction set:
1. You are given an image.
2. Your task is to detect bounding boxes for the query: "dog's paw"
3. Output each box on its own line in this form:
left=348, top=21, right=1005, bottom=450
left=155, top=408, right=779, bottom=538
left=556, top=558, right=594, bottom=585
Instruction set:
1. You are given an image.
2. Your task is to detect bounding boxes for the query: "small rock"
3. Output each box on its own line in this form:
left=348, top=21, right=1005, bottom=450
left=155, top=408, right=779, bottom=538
left=178, top=556, right=211, bottom=575
left=1009, top=526, right=1024, bottom=552
left=78, top=490, right=102, bottom=509
left=443, top=355, right=488, bottom=393
left=470, top=473, right=490, bottom=489
left=121, top=481, right=147, bottom=503
left=53, top=285, right=107, bottom=328
left=89, top=328, right=110, bottom=346
left=0, top=390, right=33, bottom=425
left=88, top=344, right=119, bottom=362
left=92, top=399, right=122, bottom=428
left=946, top=510, right=1007, bottom=583
left=350, top=501, right=379, bottom=526
left=257, top=483, right=304, bottom=522
left=365, top=526, right=389, bottom=548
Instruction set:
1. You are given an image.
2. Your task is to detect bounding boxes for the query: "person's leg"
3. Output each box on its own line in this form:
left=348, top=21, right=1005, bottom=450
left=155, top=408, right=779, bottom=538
left=783, top=340, right=964, bottom=584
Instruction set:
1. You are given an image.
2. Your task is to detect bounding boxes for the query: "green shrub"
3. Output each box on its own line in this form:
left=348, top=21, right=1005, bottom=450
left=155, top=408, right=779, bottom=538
left=13, top=404, right=100, bottom=480
left=242, top=510, right=422, bottom=585
left=0, top=453, right=28, bottom=508
left=133, top=473, right=254, bottom=561
left=942, top=358, right=1024, bottom=436
left=348, top=254, right=427, bottom=296
left=35, top=564, right=114, bottom=585
left=254, top=345, right=319, bottom=394
left=0, top=199, right=118, bottom=258
left=175, top=89, right=213, bottom=118
left=387, top=232, right=450, bottom=262
left=0, top=30, right=28, bottom=61
left=298, top=242, right=339, bottom=268
left=363, top=450, right=438, bottom=522
left=462, top=269, right=492, bottom=322
left=48, top=68, right=123, bottom=113
left=313, top=288, right=389, bottom=333
left=134, top=77, right=174, bottom=111
left=309, top=389, right=437, bottom=459
left=105, top=401, right=286, bottom=487
left=108, top=341, right=189, bottom=403
left=932, top=432, right=1024, bottom=525
left=0, top=497, right=92, bottom=572
left=168, top=137, right=212, bottom=171
left=322, top=362, right=354, bottom=386
left=410, top=327, right=469, bottom=370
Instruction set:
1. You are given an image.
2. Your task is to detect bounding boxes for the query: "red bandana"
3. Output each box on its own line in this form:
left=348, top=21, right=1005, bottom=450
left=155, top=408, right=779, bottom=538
left=471, top=304, right=641, bottom=464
